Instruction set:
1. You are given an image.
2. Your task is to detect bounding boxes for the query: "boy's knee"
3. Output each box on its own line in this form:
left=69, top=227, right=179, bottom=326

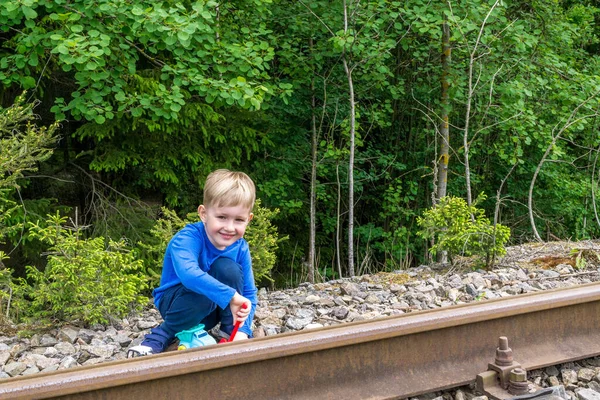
left=210, top=257, right=243, bottom=284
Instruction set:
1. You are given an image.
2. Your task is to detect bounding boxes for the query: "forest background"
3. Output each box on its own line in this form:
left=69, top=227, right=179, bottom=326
left=2, top=0, right=600, bottom=326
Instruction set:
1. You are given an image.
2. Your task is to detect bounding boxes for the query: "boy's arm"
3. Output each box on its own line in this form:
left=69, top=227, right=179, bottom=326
left=170, top=228, right=236, bottom=310
left=238, top=244, right=258, bottom=336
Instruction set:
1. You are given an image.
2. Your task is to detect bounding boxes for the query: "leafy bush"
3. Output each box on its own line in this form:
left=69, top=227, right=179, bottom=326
left=19, top=213, right=147, bottom=325
left=0, top=93, right=57, bottom=244
left=244, top=200, right=288, bottom=284
left=137, top=199, right=286, bottom=289
left=417, top=194, right=510, bottom=266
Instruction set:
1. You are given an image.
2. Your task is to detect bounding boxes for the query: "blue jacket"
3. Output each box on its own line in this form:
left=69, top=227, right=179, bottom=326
left=152, top=222, right=257, bottom=336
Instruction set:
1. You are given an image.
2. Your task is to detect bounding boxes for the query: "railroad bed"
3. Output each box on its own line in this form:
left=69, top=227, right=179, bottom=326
left=2, top=282, right=600, bottom=399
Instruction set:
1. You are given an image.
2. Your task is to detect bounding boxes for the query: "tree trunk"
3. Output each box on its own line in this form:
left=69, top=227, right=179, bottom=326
left=308, top=39, right=317, bottom=284
left=436, top=16, right=451, bottom=264
left=437, top=18, right=451, bottom=203
left=336, top=161, right=343, bottom=279
left=342, top=0, right=355, bottom=277
left=343, top=57, right=355, bottom=277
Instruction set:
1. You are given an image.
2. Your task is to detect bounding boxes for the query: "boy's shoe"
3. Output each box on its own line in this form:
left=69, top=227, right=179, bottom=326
left=127, top=344, right=154, bottom=358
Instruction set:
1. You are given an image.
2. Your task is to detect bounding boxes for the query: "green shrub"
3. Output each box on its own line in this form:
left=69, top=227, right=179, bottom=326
left=244, top=200, right=287, bottom=284
left=137, top=199, right=286, bottom=289
left=0, top=92, right=57, bottom=245
left=417, top=194, right=510, bottom=266
left=19, top=212, right=147, bottom=326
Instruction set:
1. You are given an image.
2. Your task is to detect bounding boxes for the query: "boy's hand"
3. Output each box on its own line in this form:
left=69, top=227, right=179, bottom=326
left=230, top=292, right=251, bottom=324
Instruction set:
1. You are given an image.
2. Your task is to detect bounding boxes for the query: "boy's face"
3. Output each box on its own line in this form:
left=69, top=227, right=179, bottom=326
left=198, top=203, right=253, bottom=250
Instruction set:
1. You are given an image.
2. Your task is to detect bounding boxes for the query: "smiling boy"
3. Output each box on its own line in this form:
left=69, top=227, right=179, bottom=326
left=128, top=169, right=257, bottom=357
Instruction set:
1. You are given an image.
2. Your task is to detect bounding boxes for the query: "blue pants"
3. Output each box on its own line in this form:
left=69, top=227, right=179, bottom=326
left=142, top=257, right=244, bottom=353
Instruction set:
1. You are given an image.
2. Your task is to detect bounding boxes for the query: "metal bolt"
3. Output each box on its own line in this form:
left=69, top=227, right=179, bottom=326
left=495, top=336, right=513, bottom=366
left=509, top=368, right=527, bottom=382
left=508, top=367, right=528, bottom=395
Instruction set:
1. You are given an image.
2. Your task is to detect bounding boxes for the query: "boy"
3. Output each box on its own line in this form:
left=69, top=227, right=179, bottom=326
left=128, top=169, right=257, bottom=357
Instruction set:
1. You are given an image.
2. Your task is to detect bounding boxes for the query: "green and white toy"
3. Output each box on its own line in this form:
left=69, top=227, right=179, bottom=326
left=175, top=324, right=217, bottom=350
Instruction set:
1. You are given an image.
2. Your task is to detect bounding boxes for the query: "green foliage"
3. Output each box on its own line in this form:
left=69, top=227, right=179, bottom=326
left=1, top=0, right=277, bottom=121
left=2, top=0, right=600, bottom=286
left=137, top=199, right=285, bottom=289
left=0, top=190, right=23, bottom=245
left=136, top=207, right=187, bottom=291
left=0, top=93, right=57, bottom=190
left=0, top=251, right=15, bottom=323
left=19, top=212, right=147, bottom=326
left=417, top=195, right=511, bottom=266
left=0, top=92, right=58, bottom=244
left=244, top=200, right=288, bottom=285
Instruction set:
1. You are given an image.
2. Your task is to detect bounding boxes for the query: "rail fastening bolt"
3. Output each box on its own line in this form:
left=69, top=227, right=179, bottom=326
left=495, top=336, right=513, bottom=366
left=508, top=367, right=529, bottom=395
left=509, top=367, right=527, bottom=382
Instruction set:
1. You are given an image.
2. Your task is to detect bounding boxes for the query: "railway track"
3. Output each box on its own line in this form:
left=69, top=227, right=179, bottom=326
left=2, top=282, right=600, bottom=399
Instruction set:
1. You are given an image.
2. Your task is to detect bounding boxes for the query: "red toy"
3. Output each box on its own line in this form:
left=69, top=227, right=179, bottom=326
left=219, top=303, right=248, bottom=343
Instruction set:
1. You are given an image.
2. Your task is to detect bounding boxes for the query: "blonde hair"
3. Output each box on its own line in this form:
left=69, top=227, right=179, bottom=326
left=203, top=169, right=256, bottom=210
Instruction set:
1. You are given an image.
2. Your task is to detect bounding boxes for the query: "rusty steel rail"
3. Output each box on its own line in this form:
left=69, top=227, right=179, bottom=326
left=3, top=282, right=600, bottom=399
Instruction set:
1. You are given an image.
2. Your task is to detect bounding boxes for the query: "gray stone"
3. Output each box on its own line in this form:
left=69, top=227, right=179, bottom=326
left=77, top=329, right=96, bottom=344
left=29, top=335, right=40, bottom=347
left=21, top=366, right=40, bottom=376
left=563, top=369, right=579, bottom=385
left=57, top=326, right=79, bottom=343
left=339, top=282, right=361, bottom=296
left=579, top=368, right=596, bottom=383
left=0, top=351, right=10, bottom=366
left=542, top=270, right=561, bottom=278
left=261, top=324, right=279, bottom=336
left=285, top=317, right=313, bottom=330
left=332, top=306, right=349, bottom=320
left=84, top=344, right=115, bottom=359
left=82, top=358, right=105, bottom=366
left=316, top=308, right=330, bottom=316
left=447, top=288, right=460, bottom=302
left=41, top=364, right=59, bottom=373
left=22, top=354, right=58, bottom=370
left=318, top=298, right=336, bottom=307
left=446, top=275, right=463, bottom=289
left=515, top=269, right=529, bottom=280
left=3, top=361, right=26, bottom=377
left=9, top=343, right=28, bottom=358
left=137, top=319, right=158, bottom=330
left=465, top=284, right=478, bottom=296
left=364, top=294, right=381, bottom=304
left=303, top=295, right=320, bottom=304
left=548, top=375, right=561, bottom=387
left=389, top=284, right=405, bottom=293
left=40, top=334, right=58, bottom=347
left=54, top=341, right=77, bottom=355
left=295, top=308, right=315, bottom=319
left=272, top=308, right=287, bottom=319
left=577, top=388, right=600, bottom=400
left=59, top=356, right=79, bottom=370
left=333, top=297, right=347, bottom=307
left=589, top=382, right=600, bottom=393
left=546, top=365, right=560, bottom=376
left=111, top=334, right=132, bottom=347
left=44, top=347, right=59, bottom=357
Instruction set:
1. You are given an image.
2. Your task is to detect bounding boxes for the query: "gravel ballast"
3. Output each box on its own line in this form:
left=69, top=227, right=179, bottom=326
left=2, top=241, right=600, bottom=399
